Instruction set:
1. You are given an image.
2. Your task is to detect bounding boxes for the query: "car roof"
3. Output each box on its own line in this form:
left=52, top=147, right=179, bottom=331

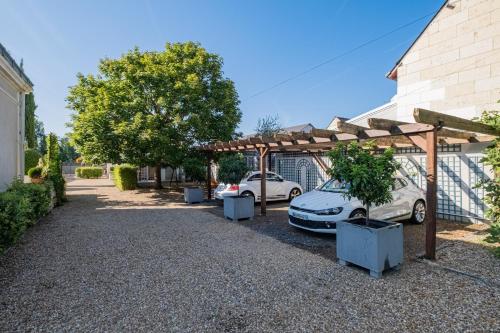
left=248, top=171, right=275, bottom=176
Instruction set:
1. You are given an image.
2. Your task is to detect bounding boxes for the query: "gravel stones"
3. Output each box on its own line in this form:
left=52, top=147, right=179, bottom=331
left=0, top=178, right=498, bottom=332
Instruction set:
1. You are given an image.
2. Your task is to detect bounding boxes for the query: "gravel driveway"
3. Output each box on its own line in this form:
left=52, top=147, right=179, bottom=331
left=0, top=178, right=499, bottom=332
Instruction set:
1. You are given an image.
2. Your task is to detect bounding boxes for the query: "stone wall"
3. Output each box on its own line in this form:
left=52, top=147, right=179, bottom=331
left=395, top=0, right=500, bottom=122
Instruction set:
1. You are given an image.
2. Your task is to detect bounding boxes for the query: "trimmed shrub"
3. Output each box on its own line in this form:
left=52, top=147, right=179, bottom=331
left=28, top=166, right=43, bottom=178
left=75, top=167, right=103, bottom=179
left=25, top=149, right=41, bottom=175
left=0, top=180, right=53, bottom=253
left=8, top=180, right=51, bottom=226
left=113, top=164, right=137, bottom=191
left=0, top=191, right=30, bottom=253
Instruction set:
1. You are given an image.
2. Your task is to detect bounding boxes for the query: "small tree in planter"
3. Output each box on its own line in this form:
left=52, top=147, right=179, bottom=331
left=182, top=154, right=207, bottom=204
left=217, top=154, right=252, bottom=220
left=328, top=141, right=402, bottom=278
left=328, top=141, right=400, bottom=222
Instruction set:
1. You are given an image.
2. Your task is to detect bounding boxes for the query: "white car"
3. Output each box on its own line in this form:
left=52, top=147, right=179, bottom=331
left=214, top=171, right=303, bottom=203
left=288, top=177, right=426, bottom=234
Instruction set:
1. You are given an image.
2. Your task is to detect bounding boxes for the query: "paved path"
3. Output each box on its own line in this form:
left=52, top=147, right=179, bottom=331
left=0, top=178, right=499, bottom=332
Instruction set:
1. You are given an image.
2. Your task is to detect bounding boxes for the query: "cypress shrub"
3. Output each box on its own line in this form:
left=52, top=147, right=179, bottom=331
left=75, top=167, right=103, bottom=179
left=43, top=133, right=65, bottom=205
left=113, top=164, right=137, bottom=191
left=24, top=149, right=41, bottom=175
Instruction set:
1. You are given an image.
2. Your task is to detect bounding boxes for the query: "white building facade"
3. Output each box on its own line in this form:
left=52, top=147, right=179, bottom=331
left=0, top=44, right=33, bottom=191
left=326, top=0, right=499, bottom=222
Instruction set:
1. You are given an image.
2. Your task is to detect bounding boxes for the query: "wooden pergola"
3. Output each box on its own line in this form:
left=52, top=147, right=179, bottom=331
left=201, top=108, right=498, bottom=259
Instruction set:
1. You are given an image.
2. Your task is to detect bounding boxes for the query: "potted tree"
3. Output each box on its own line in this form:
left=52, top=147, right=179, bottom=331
left=328, top=142, right=402, bottom=278
left=28, top=166, right=44, bottom=184
left=183, top=156, right=206, bottom=204
left=218, top=154, right=252, bottom=221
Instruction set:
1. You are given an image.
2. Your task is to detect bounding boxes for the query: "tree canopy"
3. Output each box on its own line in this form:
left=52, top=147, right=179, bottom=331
left=327, top=142, right=400, bottom=221
left=67, top=42, right=241, bottom=187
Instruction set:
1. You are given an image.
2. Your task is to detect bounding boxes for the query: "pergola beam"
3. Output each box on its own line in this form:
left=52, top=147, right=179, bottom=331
left=414, top=108, right=500, bottom=136
left=369, top=117, right=477, bottom=141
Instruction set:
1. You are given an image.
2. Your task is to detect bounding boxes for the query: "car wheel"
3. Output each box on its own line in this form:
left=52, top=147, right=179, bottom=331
left=349, top=209, right=366, bottom=219
left=410, top=200, right=426, bottom=224
left=288, top=188, right=302, bottom=201
left=240, top=191, right=255, bottom=203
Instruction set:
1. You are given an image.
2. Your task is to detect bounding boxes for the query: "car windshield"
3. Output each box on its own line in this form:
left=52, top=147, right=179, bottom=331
left=319, top=179, right=349, bottom=192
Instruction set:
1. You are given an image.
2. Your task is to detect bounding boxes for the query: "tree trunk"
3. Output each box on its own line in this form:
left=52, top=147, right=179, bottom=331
left=169, top=167, right=175, bottom=186
left=155, top=163, right=162, bottom=189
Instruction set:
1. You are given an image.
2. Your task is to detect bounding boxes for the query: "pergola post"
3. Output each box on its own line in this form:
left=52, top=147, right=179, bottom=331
left=259, top=147, right=269, bottom=216
left=206, top=153, right=212, bottom=200
left=425, top=128, right=438, bottom=260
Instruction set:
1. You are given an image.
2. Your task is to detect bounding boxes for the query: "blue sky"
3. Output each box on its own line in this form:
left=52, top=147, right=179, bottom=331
left=1, top=0, right=442, bottom=136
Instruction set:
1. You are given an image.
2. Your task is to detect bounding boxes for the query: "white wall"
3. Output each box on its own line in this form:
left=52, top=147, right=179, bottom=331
left=0, top=70, right=22, bottom=191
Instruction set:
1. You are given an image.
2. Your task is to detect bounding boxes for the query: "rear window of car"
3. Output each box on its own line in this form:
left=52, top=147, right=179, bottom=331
left=248, top=173, right=261, bottom=181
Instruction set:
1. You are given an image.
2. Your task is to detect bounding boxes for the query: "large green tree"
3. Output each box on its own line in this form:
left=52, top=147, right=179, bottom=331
left=25, top=93, right=37, bottom=149
left=67, top=42, right=241, bottom=188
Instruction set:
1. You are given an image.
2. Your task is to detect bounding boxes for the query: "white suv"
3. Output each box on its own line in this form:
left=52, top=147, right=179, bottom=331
left=215, top=171, right=303, bottom=203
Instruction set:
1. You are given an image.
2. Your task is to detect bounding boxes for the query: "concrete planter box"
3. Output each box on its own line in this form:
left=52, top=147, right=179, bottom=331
left=223, top=196, right=254, bottom=221
left=184, top=187, right=204, bottom=204
left=336, top=218, right=403, bottom=279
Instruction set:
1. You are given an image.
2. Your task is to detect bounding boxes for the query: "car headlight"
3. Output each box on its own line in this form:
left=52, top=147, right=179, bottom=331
left=314, top=207, right=343, bottom=215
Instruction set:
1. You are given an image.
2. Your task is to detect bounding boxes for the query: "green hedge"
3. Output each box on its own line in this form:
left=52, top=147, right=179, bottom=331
left=0, top=180, right=53, bottom=253
left=75, top=167, right=103, bottom=179
left=113, top=164, right=137, bottom=191
left=24, top=149, right=41, bottom=175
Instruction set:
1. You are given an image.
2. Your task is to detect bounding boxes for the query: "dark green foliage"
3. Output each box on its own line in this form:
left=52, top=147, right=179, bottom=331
left=59, top=136, right=79, bottom=163
left=24, top=149, right=41, bottom=175
left=113, top=164, right=138, bottom=191
left=0, top=180, right=53, bottom=253
left=183, top=155, right=207, bottom=183
left=43, top=133, right=66, bottom=205
left=475, top=110, right=500, bottom=257
left=28, top=166, right=43, bottom=178
left=0, top=191, right=29, bottom=253
left=35, top=119, right=47, bottom=155
left=327, top=142, right=400, bottom=221
left=25, top=93, right=37, bottom=149
left=75, top=167, right=103, bottom=179
left=485, top=223, right=500, bottom=257
left=217, top=154, right=249, bottom=185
